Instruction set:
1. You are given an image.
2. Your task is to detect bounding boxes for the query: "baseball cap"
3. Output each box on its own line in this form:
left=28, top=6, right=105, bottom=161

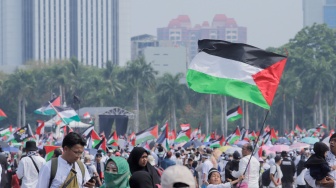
left=161, top=165, right=196, bottom=188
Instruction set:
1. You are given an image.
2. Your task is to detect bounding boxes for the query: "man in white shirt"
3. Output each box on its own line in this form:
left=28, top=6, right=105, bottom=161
left=232, top=143, right=260, bottom=188
left=17, top=141, right=46, bottom=188
left=202, top=149, right=214, bottom=186
left=36, top=132, right=95, bottom=188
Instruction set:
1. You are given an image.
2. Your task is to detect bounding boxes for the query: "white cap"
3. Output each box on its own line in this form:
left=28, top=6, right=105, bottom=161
left=161, top=165, right=196, bottom=188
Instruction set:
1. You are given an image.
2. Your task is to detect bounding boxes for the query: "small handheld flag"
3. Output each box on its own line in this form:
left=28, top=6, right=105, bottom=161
left=226, top=106, right=243, bottom=122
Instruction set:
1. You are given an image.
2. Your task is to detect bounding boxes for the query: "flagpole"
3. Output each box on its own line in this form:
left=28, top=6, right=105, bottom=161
left=237, top=110, right=270, bottom=187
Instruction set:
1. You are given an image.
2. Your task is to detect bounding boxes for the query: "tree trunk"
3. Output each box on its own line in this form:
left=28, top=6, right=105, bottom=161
left=172, top=103, right=177, bottom=132
left=135, top=88, right=139, bottom=132
left=144, top=102, right=149, bottom=127
left=209, top=94, right=213, bottom=133
left=318, top=90, right=323, bottom=124
left=59, top=85, right=63, bottom=105
left=283, top=98, right=286, bottom=135
left=245, top=102, right=249, bottom=129
left=220, top=97, right=224, bottom=135
left=313, top=105, right=317, bottom=126
left=224, top=96, right=227, bottom=136
left=22, top=97, right=26, bottom=126
left=241, top=100, right=245, bottom=127
left=17, top=96, right=22, bottom=128
left=205, top=96, right=209, bottom=135
left=291, top=98, right=295, bottom=131
left=326, top=96, right=329, bottom=130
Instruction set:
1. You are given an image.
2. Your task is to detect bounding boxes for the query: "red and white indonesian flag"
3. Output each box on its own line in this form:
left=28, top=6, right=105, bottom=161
left=180, top=124, right=190, bottom=131
left=187, top=39, right=287, bottom=109
left=83, top=112, right=91, bottom=119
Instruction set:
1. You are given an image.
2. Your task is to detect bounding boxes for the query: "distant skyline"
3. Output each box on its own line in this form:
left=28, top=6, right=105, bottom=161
left=130, top=0, right=303, bottom=49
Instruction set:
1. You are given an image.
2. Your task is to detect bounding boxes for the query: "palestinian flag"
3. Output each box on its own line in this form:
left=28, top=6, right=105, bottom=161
left=226, top=106, right=243, bottom=122
left=129, top=132, right=136, bottom=146
left=209, top=135, right=225, bottom=148
left=94, top=137, right=107, bottom=154
left=83, top=112, right=90, bottom=119
left=168, top=130, right=176, bottom=143
left=60, top=125, right=73, bottom=136
left=36, top=120, right=45, bottom=135
left=226, top=127, right=241, bottom=145
left=187, top=39, right=287, bottom=109
left=44, top=145, right=60, bottom=161
left=203, top=135, right=211, bottom=142
left=135, top=125, right=158, bottom=145
left=156, top=124, right=169, bottom=149
left=86, top=130, right=101, bottom=148
left=174, top=128, right=191, bottom=143
left=270, top=128, right=278, bottom=143
left=54, top=106, right=80, bottom=124
left=248, top=131, right=257, bottom=141
left=0, top=126, right=12, bottom=137
left=295, top=125, right=303, bottom=133
left=316, top=124, right=327, bottom=130
left=180, top=124, right=190, bottom=131
left=107, top=131, right=118, bottom=146
left=82, top=125, right=94, bottom=137
left=0, top=108, right=7, bottom=121
left=264, top=125, right=271, bottom=133
left=34, top=96, right=61, bottom=115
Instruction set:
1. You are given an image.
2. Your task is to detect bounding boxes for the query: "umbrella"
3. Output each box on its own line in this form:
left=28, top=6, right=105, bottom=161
left=234, top=140, right=249, bottom=147
left=225, top=146, right=242, bottom=155
left=301, top=137, right=319, bottom=145
left=274, top=137, right=291, bottom=145
left=183, top=140, right=203, bottom=149
left=289, top=142, right=311, bottom=150
left=258, top=145, right=275, bottom=155
left=0, top=141, right=9, bottom=148
left=2, top=146, right=19, bottom=153
left=219, top=145, right=232, bottom=152
left=269, top=144, right=290, bottom=152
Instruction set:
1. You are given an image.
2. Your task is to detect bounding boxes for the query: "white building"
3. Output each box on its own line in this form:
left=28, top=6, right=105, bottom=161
left=1, top=0, right=130, bottom=72
left=302, top=0, right=325, bottom=27
left=144, top=46, right=187, bottom=82
left=0, top=0, right=23, bottom=69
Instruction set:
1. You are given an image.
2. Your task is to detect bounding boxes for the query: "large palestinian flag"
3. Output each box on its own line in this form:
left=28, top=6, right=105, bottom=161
left=135, top=125, right=158, bottom=145
left=226, top=106, right=243, bottom=122
left=187, top=39, right=287, bottom=109
left=54, top=106, right=80, bottom=124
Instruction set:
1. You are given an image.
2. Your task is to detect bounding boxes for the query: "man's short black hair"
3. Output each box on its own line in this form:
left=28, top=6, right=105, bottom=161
left=62, top=132, right=86, bottom=148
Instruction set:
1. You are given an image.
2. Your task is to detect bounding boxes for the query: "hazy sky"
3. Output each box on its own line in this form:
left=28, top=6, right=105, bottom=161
left=130, top=0, right=303, bottom=49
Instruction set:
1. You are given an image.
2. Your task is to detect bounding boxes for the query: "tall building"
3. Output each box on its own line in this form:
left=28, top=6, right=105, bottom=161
left=302, top=0, right=336, bottom=29
left=0, top=0, right=23, bottom=69
left=302, top=0, right=325, bottom=27
left=1, top=0, right=130, bottom=72
left=324, top=0, right=336, bottom=28
left=131, top=34, right=159, bottom=60
left=157, top=15, right=247, bottom=62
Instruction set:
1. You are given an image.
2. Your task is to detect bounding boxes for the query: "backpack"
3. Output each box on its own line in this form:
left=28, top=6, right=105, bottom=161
left=261, top=167, right=277, bottom=186
left=49, top=158, right=85, bottom=187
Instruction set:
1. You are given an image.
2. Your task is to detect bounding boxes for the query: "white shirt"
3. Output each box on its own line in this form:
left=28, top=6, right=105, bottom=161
left=232, top=154, right=260, bottom=188
left=207, top=182, right=232, bottom=188
left=202, top=159, right=213, bottom=181
left=269, top=164, right=283, bottom=188
left=296, top=168, right=307, bottom=186
left=36, top=156, right=91, bottom=188
left=16, top=154, right=46, bottom=188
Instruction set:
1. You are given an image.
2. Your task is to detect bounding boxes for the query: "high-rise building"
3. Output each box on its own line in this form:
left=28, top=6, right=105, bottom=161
left=302, top=0, right=325, bottom=27
left=1, top=0, right=130, bottom=72
left=0, top=0, right=23, bottom=69
left=324, top=0, right=336, bottom=29
left=131, top=34, right=159, bottom=60
left=157, top=15, right=247, bottom=61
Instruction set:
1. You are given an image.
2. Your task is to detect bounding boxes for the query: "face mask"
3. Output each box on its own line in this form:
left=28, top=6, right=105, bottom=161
left=104, top=171, right=130, bottom=187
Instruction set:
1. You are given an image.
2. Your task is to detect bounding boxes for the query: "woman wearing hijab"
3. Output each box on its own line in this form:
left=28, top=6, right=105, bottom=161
left=304, top=142, right=330, bottom=182
left=100, top=156, right=131, bottom=188
left=127, top=147, right=161, bottom=186
left=129, top=171, right=154, bottom=188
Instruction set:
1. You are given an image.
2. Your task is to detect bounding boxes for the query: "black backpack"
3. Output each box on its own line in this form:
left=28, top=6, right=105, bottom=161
left=261, top=167, right=277, bottom=186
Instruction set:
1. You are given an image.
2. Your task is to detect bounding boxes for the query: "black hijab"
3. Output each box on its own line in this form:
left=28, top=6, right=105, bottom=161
left=127, top=147, right=149, bottom=173
left=129, top=171, right=154, bottom=188
left=127, top=147, right=161, bottom=186
left=305, top=142, right=329, bottom=167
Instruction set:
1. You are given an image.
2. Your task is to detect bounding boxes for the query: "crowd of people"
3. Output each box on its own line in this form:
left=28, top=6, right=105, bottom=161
left=0, top=132, right=336, bottom=187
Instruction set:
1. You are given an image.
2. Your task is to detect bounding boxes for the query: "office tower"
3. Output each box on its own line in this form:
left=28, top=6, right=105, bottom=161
left=324, top=0, right=336, bottom=28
